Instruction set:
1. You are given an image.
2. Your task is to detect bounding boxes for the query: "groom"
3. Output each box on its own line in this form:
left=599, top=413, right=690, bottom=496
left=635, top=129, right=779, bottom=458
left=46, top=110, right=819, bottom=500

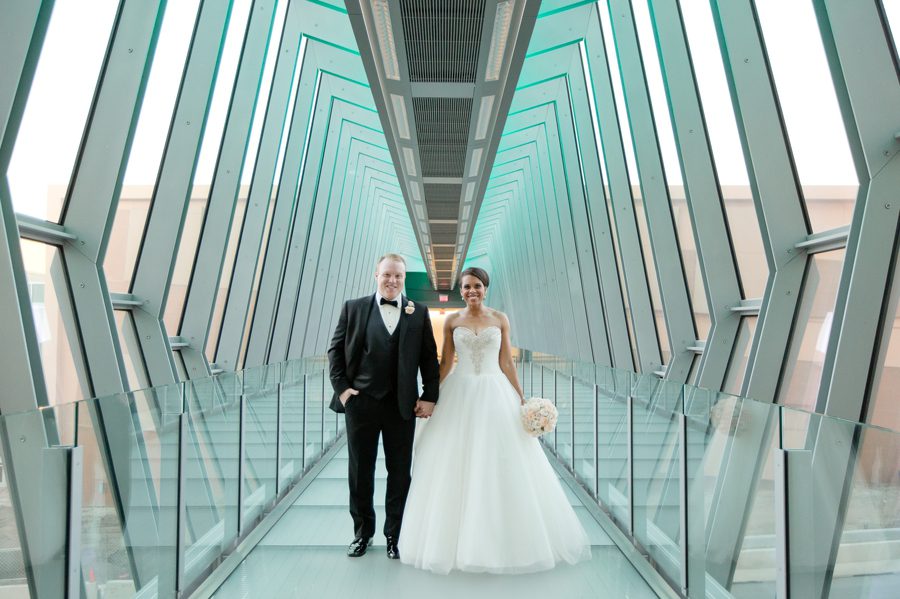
left=328, top=253, right=439, bottom=560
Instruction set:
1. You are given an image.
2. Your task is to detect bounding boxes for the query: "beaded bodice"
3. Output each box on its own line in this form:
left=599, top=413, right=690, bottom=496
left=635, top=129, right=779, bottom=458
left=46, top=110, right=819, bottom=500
left=452, top=326, right=502, bottom=376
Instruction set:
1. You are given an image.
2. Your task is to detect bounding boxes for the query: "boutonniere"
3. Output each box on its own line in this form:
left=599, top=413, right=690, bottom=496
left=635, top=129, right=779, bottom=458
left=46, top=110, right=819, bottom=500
left=404, top=300, right=415, bottom=315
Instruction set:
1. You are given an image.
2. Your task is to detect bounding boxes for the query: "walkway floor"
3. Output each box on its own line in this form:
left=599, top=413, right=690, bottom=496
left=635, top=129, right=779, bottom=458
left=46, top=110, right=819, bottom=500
left=212, top=442, right=660, bottom=599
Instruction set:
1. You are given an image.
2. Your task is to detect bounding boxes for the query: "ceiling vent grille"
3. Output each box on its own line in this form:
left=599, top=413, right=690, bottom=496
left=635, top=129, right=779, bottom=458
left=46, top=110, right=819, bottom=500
left=424, top=183, right=462, bottom=219
left=413, top=97, right=471, bottom=177
left=400, top=0, right=486, bottom=82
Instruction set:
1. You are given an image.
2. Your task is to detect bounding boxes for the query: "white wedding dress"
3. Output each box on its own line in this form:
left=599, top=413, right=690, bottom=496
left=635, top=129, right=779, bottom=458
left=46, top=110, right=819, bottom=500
left=398, top=326, right=592, bottom=574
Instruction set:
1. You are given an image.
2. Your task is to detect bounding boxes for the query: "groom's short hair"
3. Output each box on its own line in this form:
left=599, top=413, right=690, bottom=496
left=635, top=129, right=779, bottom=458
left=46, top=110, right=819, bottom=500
left=376, top=253, right=406, bottom=269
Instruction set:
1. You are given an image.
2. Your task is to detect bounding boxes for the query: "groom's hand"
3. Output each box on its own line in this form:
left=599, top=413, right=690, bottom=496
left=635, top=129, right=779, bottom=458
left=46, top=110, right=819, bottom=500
left=340, top=388, right=359, bottom=406
left=415, top=400, right=435, bottom=418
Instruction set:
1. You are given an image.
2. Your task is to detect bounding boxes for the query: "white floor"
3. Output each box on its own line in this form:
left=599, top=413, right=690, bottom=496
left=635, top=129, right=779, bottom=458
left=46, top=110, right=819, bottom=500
left=212, top=444, right=660, bottom=599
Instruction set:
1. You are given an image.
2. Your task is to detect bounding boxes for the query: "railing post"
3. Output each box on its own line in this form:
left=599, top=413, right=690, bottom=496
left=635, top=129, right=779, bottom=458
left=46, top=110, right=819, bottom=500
left=626, top=394, right=634, bottom=536
left=321, top=369, right=326, bottom=450
left=775, top=448, right=814, bottom=599
left=678, top=411, right=689, bottom=596
left=275, top=382, right=283, bottom=498
left=175, top=412, right=187, bottom=595
left=570, top=374, right=575, bottom=470
left=237, top=394, right=247, bottom=536
left=65, top=446, right=82, bottom=599
left=593, top=383, right=600, bottom=499
left=301, top=374, right=308, bottom=470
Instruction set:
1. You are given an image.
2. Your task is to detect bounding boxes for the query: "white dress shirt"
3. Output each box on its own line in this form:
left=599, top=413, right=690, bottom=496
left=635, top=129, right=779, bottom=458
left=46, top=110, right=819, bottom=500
left=374, top=292, right=402, bottom=334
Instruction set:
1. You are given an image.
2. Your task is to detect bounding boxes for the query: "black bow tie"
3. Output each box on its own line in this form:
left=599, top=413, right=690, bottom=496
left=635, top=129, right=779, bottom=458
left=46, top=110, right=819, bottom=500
left=380, top=297, right=399, bottom=307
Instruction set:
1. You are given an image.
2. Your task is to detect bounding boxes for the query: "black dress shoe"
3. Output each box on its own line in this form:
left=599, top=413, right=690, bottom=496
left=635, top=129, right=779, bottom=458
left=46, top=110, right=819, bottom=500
left=347, top=536, right=372, bottom=557
left=386, top=536, right=400, bottom=560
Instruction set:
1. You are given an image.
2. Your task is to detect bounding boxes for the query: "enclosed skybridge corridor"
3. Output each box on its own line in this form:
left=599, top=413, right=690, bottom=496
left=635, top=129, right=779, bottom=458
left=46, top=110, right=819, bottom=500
left=1, top=0, right=899, bottom=598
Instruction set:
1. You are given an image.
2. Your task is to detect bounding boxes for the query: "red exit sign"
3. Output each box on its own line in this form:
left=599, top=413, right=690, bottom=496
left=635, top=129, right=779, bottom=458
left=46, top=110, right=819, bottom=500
left=438, top=294, right=449, bottom=303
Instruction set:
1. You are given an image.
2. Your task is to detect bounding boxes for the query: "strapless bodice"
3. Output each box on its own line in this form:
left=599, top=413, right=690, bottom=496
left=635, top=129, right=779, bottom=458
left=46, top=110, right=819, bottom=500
left=452, top=326, right=502, bottom=376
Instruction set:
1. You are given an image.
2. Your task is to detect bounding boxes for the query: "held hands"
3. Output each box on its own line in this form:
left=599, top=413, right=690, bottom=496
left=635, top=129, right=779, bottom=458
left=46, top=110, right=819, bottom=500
left=340, top=388, right=359, bottom=406
left=415, top=399, right=435, bottom=419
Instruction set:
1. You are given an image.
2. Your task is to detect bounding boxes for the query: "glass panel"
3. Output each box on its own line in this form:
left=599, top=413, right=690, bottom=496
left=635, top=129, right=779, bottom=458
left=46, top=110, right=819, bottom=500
left=634, top=196, right=669, bottom=363
left=597, top=368, right=632, bottom=527
left=241, top=364, right=278, bottom=525
left=206, top=193, right=248, bottom=361
left=7, top=0, right=119, bottom=222
left=164, top=196, right=204, bottom=334
left=182, top=375, right=241, bottom=587
left=778, top=249, right=846, bottom=411
left=672, top=189, right=710, bottom=340
left=280, top=374, right=305, bottom=492
left=80, top=387, right=182, bottom=598
left=755, top=0, right=859, bottom=232
left=305, top=370, right=325, bottom=466
left=20, top=239, right=91, bottom=405
left=114, top=310, right=150, bottom=392
left=723, top=316, right=758, bottom=396
left=631, top=375, right=683, bottom=583
left=869, top=247, right=900, bottom=431
left=554, top=369, right=572, bottom=462
left=239, top=197, right=277, bottom=367
left=106, top=0, right=201, bottom=291
left=680, top=0, right=767, bottom=299
left=573, top=370, right=596, bottom=493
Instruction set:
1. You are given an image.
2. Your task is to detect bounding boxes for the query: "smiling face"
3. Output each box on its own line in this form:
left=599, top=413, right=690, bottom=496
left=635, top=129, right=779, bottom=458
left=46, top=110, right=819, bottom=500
left=375, top=258, right=406, bottom=301
left=460, top=274, right=486, bottom=307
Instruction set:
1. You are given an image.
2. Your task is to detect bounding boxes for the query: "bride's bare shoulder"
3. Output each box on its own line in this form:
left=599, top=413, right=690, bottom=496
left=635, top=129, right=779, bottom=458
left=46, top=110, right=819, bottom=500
left=487, top=308, right=509, bottom=327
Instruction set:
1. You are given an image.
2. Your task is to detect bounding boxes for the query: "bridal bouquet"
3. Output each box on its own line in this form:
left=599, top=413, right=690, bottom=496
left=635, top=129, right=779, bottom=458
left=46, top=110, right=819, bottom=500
left=520, top=397, right=558, bottom=437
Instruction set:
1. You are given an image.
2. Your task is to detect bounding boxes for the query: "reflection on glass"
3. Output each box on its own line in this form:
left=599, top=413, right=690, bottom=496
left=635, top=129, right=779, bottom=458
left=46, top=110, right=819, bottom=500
left=672, top=188, right=710, bottom=340
left=867, top=244, right=900, bottom=432
left=754, top=0, right=858, bottom=230
left=723, top=316, right=757, bottom=396
left=105, top=0, right=201, bottom=290
left=20, top=239, right=90, bottom=404
left=207, top=194, right=249, bottom=361
left=680, top=0, right=768, bottom=299
left=114, top=310, right=149, bottom=391
left=778, top=250, right=846, bottom=412
left=7, top=0, right=119, bottom=221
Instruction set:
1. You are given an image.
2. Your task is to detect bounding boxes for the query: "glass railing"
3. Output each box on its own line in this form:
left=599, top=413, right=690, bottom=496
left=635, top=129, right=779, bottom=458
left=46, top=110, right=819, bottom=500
left=516, top=350, right=900, bottom=598
left=0, top=356, right=338, bottom=599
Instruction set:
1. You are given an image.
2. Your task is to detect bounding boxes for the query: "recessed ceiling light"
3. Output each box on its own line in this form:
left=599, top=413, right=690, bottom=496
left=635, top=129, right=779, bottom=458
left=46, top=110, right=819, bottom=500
left=390, top=94, right=410, bottom=139
left=371, top=0, right=400, bottom=80
left=475, top=95, right=495, bottom=140
left=403, top=147, right=417, bottom=177
left=485, top=0, right=514, bottom=82
left=468, top=148, right=483, bottom=178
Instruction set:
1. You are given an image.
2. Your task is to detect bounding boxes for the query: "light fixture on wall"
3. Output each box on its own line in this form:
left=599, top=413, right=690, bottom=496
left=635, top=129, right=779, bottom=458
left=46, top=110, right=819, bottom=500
left=403, top=147, right=417, bottom=176
left=485, top=0, right=514, bottom=81
left=390, top=94, right=410, bottom=139
left=475, top=95, right=495, bottom=140
left=371, top=0, right=400, bottom=80
left=468, top=148, right=483, bottom=178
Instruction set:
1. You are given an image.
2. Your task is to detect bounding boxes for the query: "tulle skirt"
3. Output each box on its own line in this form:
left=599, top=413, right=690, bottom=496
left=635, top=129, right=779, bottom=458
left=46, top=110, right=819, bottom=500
left=398, top=369, right=592, bottom=575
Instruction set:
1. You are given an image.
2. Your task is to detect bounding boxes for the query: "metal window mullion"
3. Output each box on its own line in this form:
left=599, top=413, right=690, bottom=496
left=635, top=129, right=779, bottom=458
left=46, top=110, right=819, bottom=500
left=571, top=43, right=634, bottom=370
left=131, top=0, right=234, bottom=385
left=179, top=0, right=281, bottom=379
left=0, top=1, right=51, bottom=147
left=267, top=85, right=338, bottom=362
left=544, top=96, right=601, bottom=363
left=583, top=13, right=661, bottom=374
left=645, top=0, right=743, bottom=390
left=346, top=172, right=384, bottom=298
left=558, top=73, right=614, bottom=366
left=703, top=0, right=813, bottom=587
left=307, top=145, right=384, bottom=356
left=607, top=0, right=696, bottom=381
left=242, top=46, right=320, bottom=368
left=215, top=1, right=308, bottom=373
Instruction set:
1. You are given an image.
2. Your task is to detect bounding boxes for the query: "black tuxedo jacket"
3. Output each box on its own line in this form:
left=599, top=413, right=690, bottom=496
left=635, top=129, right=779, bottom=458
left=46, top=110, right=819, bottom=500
left=327, top=294, right=440, bottom=419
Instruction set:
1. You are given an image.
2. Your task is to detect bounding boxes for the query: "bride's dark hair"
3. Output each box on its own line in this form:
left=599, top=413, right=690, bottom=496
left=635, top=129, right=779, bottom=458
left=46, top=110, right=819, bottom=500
left=460, top=267, right=490, bottom=288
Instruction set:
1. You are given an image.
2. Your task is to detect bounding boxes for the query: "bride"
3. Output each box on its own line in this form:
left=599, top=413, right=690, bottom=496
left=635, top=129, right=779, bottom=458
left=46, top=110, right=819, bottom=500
left=398, top=267, right=591, bottom=574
